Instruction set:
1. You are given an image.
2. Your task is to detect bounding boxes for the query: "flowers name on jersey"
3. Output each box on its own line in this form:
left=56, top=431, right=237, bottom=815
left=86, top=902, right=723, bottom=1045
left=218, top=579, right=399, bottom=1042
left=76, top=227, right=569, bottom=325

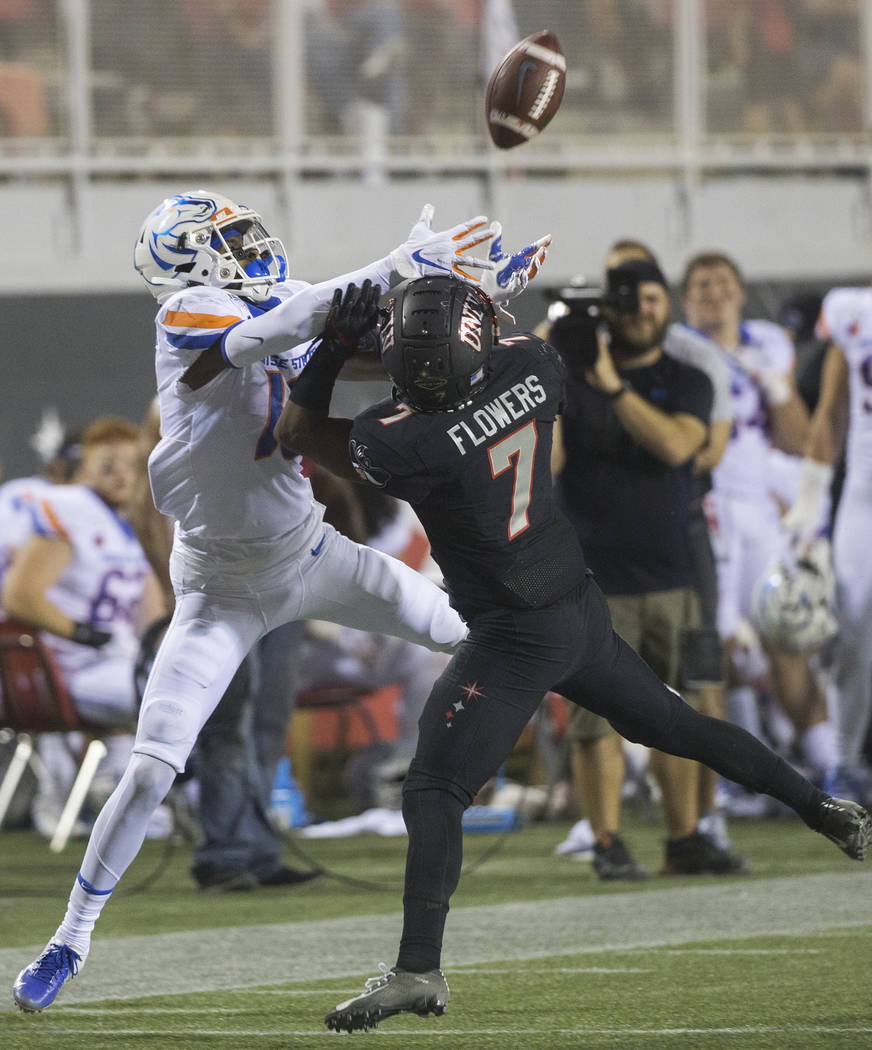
left=445, top=680, right=486, bottom=728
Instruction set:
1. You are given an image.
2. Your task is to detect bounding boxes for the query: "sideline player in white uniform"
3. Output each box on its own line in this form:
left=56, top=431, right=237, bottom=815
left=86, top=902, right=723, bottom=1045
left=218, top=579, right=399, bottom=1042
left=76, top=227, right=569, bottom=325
left=783, top=286, right=872, bottom=798
left=4, top=418, right=162, bottom=723
left=2, top=418, right=167, bottom=830
left=12, top=189, right=549, bottom=1012
left=0, top=475, right=55, bottom=598
left=680, top=251, right=837, bottom=783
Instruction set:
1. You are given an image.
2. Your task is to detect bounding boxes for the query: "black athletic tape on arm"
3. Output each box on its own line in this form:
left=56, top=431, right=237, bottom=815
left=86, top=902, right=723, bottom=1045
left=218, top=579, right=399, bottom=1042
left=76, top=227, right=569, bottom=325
left=289, top=337, right=346, bottom=413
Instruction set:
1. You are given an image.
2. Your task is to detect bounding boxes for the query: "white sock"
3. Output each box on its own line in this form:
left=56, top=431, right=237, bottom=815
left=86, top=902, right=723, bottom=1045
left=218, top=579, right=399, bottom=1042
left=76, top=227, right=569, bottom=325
left=54, top=874, right=114, bottom=960
left=727, top=686, right=765, bottom=740
left=53, top=753, right=177, bottom=958
left=800, top=720, right=839, bottom=777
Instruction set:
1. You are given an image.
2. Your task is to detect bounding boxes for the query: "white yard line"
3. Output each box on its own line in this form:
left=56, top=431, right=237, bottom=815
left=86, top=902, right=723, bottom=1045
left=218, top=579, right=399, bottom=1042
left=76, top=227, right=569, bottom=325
left=15, top=1027, right=872, bottom=1038
left=1, top=870, right=869, bottom=1010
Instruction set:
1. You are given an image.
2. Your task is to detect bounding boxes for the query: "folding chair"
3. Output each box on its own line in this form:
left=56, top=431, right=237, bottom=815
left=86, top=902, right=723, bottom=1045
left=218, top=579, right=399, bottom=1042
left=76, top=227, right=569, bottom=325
left=0, top=620, right=108, bottom=852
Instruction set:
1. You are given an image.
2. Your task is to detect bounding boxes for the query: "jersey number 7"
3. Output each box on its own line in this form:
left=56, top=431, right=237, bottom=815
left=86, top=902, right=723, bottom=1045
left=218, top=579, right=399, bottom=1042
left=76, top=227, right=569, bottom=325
left=488, top=420, right=538, bottom=540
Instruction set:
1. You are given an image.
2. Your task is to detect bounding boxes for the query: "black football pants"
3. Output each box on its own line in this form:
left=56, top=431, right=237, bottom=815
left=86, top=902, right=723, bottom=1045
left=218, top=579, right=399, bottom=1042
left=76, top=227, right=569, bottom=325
left=397, top=575, right=827, bottom=972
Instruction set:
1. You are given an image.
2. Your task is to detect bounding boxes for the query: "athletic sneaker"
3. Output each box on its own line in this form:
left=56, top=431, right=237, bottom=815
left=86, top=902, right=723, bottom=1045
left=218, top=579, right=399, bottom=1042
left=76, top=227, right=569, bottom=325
left=817, top=796, right=872, bottom=861
left=553, top=818, right=595, bottom=859
left=592, top=833, right=648, bottom=881
left=13, top=942, right=83, bottom=1012
left=662, top=831, right=749, bottom=875
left=325, top=965, right=449, bottom=1032
left=697, top=811, right=732, bottom=852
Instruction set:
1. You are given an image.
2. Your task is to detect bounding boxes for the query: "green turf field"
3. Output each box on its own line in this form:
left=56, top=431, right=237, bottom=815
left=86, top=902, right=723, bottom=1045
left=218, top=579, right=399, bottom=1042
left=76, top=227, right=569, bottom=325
left=1, top=812, right=871, bottom=1049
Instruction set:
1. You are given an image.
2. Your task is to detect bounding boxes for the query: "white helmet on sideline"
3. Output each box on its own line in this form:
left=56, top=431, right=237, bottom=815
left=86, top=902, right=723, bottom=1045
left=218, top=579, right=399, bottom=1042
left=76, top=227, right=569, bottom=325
left=751, top=538, right=838, bottom=653
left=133, top=190, right=287, bottom=303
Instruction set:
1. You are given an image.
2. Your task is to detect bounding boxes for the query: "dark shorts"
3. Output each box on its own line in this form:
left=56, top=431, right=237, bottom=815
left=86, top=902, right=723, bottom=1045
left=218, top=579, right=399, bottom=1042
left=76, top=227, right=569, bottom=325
left=569, top=586, right=700, bottom=742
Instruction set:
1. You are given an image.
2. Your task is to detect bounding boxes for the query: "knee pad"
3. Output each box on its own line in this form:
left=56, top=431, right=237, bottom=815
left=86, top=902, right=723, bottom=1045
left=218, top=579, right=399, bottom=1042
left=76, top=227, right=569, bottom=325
left=403, top=766, right=472, bottom=808
left=136, top=694, right=201, bottom=773
left=126, top=753, right=177, bottom=808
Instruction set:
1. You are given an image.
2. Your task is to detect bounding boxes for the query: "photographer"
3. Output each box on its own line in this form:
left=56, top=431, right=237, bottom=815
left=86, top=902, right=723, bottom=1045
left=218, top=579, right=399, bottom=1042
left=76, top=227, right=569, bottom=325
left=546, top=255, right=747, bottom=878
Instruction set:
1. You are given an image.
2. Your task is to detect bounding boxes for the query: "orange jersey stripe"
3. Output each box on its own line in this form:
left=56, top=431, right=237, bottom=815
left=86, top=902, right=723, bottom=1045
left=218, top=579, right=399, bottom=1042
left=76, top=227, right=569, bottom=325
left=164, top=310, right=245, bottom=330
left=39, top=498, right=70, bottom=541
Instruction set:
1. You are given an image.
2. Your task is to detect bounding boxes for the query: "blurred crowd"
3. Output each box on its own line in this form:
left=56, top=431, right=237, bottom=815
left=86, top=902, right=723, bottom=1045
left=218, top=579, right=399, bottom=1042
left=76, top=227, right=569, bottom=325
left=0, top=1, right=865, bottom=142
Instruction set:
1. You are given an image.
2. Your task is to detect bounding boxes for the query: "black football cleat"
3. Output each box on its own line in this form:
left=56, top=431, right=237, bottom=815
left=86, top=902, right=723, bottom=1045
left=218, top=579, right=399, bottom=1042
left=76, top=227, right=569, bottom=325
left=817, top=797, right=872, bottom=860
left=592, top=833, right=648, bottom=881
left=325, top=966, right=449, bottom=1032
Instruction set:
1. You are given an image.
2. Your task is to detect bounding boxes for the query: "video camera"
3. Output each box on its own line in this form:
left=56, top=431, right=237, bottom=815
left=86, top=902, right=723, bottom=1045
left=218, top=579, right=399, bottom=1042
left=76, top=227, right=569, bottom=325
left=544, top=266, right=642, bottom=369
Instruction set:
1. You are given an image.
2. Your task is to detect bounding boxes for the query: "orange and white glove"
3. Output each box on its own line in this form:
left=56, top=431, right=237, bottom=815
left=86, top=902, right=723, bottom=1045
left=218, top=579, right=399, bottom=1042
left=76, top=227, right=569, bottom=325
left=390, top=203, right=496, bottom=281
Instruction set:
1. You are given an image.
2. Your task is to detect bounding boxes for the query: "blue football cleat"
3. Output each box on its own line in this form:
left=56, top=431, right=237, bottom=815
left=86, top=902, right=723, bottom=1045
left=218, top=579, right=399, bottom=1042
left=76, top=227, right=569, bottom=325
left=13, top=942, right=82, bottom=1012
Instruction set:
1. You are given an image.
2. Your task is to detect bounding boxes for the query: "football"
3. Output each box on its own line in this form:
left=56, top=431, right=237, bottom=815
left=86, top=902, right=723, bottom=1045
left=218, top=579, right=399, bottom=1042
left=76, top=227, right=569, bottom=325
left=485, top=30, right=566, bottom=150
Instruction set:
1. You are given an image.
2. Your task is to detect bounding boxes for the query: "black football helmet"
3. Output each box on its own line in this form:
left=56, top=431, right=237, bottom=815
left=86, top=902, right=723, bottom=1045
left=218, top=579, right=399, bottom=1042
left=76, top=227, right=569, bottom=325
left=380, top=276, right=498, bottom=412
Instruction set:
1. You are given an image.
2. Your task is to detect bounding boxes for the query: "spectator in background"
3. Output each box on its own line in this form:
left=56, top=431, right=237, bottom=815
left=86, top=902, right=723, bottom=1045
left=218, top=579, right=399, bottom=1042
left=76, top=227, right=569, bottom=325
left=797, top=0, right=863, bottom=133
left=305, top=0, right=407, bottom=136
left=0, top=426, right=82, bottom=595
left=547, top=253, right=746, bottom=878
left=783, top=280, right=872, bottom=803
left=1, top=416, right=167, bottom=836
left=681, top=251, right=837, bottom=798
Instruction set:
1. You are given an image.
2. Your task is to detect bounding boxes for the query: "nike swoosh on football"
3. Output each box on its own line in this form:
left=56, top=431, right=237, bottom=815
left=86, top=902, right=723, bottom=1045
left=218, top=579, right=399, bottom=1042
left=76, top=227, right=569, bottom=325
left=411, top=248, right=449, bottom=272
left=515, top=59, right=538, bottom=108
left=247, top=335, right=264, bottom=345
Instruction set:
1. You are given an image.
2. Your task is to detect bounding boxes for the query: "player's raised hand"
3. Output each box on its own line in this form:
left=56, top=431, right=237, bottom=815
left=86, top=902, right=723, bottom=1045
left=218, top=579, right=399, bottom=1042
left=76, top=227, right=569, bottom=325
left=323, top=279, right=382, bottom=356
left=479, top=220, right=551, bottom=304
left=390, top=203, right=497, bottom=281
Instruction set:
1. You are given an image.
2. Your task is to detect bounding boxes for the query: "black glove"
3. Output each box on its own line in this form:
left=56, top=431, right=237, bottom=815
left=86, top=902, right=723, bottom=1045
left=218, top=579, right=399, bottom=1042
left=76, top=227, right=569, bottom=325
left=291, top=280, right=382, bottom=413
left=322, top=279, right=382, bottom=355
left=71, top=621, right=112, bottom=648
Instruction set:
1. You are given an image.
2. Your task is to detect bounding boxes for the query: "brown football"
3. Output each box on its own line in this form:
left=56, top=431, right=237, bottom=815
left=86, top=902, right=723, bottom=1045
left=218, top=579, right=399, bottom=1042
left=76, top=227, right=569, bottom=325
left=485, top=30, right=566, bottom=150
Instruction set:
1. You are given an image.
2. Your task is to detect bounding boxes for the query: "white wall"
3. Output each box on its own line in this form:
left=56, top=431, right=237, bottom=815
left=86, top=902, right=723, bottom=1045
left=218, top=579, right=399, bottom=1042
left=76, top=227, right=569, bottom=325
left=4, top=172, right=871, bottom=296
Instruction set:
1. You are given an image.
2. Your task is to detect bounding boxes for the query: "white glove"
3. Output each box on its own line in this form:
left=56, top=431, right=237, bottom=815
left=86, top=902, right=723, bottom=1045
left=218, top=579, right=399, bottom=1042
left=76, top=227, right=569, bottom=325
left=390, top=203, right=496, bottom=280
left=754, top=368, right=792, bottom=407
left=782, top=458, right=833, bottom=539
left=730, top=348, right=792, bottom=407
left=478, top=221, right=551, bottom=305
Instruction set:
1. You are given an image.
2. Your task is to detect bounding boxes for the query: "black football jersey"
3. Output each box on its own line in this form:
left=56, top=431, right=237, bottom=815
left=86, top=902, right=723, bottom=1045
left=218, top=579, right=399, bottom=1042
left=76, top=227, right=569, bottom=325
left=349, top=335, right=587, bottom=617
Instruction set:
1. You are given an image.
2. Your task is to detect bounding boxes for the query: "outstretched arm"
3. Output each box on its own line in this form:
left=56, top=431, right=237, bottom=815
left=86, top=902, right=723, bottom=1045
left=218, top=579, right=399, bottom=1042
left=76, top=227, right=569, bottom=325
left=182, top=204, right=496, bottom=389
left=275, top=281, right=382, bottom=480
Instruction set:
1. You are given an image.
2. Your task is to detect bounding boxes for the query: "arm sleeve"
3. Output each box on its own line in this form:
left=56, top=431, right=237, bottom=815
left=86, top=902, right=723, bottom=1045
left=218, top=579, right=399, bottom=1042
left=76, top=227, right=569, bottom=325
left=222, top=256, right=394, bottom=368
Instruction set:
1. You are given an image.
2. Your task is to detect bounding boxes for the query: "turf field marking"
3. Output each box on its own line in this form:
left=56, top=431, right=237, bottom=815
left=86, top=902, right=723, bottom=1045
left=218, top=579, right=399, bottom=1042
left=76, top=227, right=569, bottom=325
left=244, top=987, right=360, bottom=995
left=2, top=870, right=869, bottom=1009
left=453, top=966, right=653, bottom=973
left=26, top=1026, right=872, bottom=1037
left=57, top=1006, right=246, bottom=1014
left=662, top=948, right=821, bottom=955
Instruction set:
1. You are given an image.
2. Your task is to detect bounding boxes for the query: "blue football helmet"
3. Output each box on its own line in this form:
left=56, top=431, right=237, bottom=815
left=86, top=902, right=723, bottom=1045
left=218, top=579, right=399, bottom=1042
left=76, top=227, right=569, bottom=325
left=134, top=190, right=287, bottom=302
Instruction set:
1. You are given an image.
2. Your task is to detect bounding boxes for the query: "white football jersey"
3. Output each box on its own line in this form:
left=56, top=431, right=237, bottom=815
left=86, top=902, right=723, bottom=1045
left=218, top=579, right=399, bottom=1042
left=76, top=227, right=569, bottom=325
left=712, top=319, right=796, bottom=501
left=816, top=287, right=872, bottom=486
left=148, top=282, right=321, bottom=541
left=28, top=484, right=151, bottom=674
left=0, top=475, right=54, bottom=595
